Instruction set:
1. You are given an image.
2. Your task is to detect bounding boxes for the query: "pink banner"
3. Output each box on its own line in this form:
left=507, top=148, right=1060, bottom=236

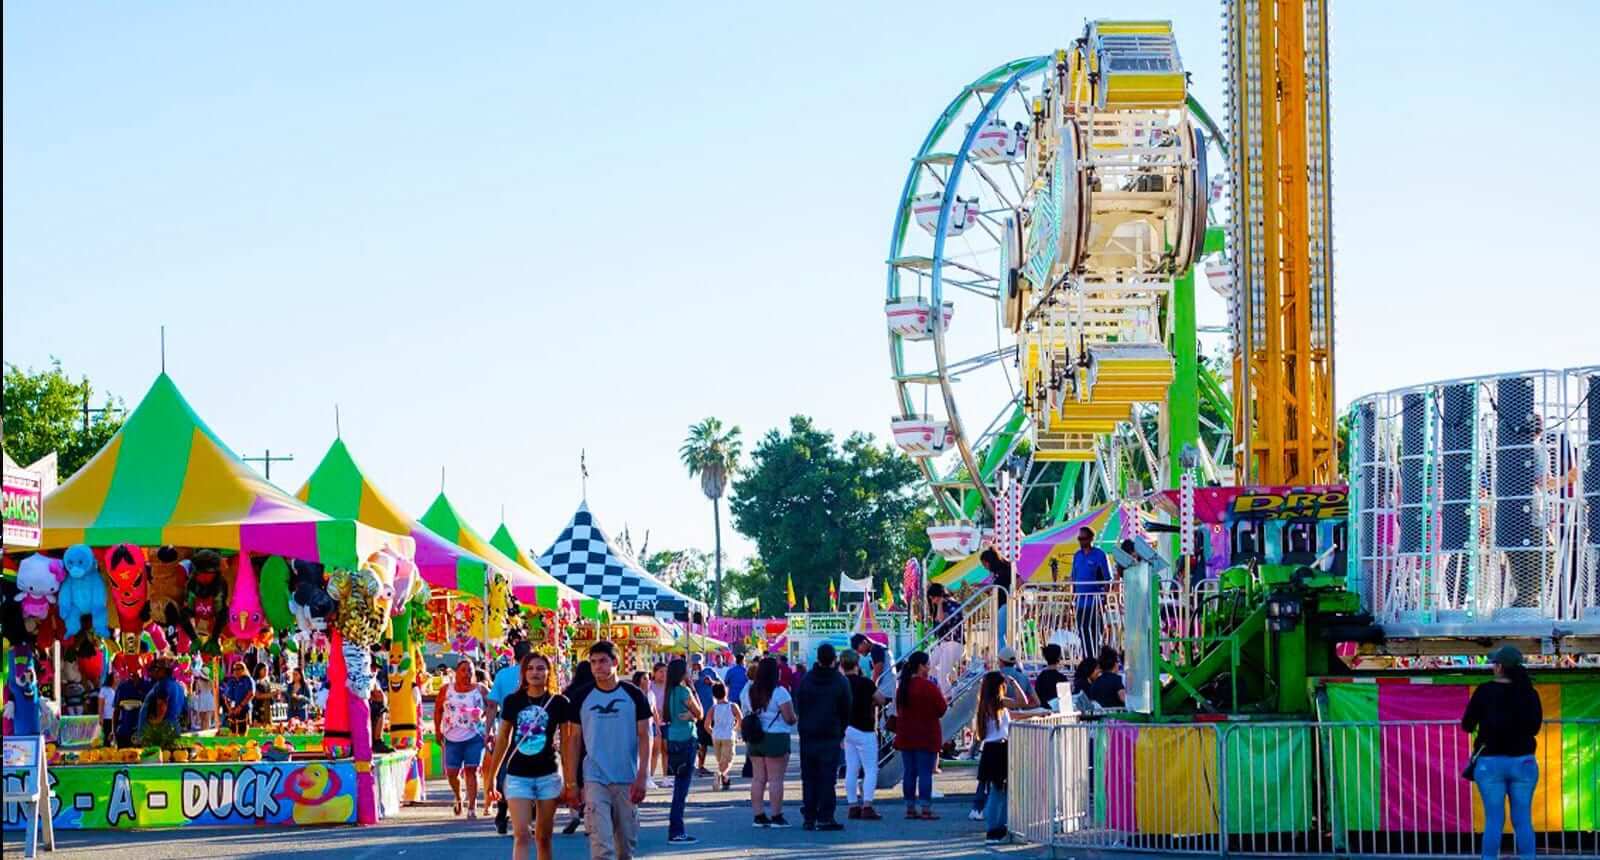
left=1378, top=685, right=1474, bottom=832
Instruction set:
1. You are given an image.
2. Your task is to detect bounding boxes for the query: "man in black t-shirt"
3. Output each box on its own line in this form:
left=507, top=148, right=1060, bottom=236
left=1034, top=643, right=1069, bottom=711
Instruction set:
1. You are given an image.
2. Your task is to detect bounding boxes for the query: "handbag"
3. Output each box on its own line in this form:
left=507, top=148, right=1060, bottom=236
left=741, top=711, right=767, bottom=745
left=1461, top=746, right=1483, bottom=781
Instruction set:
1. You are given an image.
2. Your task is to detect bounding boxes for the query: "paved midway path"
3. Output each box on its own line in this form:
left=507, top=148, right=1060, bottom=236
left=3, top=763, right=1050, bottom=859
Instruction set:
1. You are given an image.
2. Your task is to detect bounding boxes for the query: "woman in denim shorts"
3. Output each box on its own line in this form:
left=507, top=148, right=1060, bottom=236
left=486, top=653, right=570, bottom=860
left=434, top=658, right=490, bottom=818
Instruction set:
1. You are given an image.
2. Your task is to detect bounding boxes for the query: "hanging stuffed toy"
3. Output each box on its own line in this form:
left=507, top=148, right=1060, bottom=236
left=17, top=553, right=67, bottom=650
left=326, top=554, right=396, bottom=650
left=102, top=544, right=150, bottom=647
left=225, top=554, right=267, bottom=648
left=485, top=573, right=510, bottom=645
left=288, top=560, right=335, bottom=633
left=60, top=544, right=110, bottom=638
left=72, top=631, right=107, bottom=689
left=148, top=546, right=192, bottom=650
left=450, top=600, right=480, bottom=655
left=258, top=556, right=297, bottom=634
left=185, top=549, right=230, bottom=655
left=1, top=577, right=27, bottom=652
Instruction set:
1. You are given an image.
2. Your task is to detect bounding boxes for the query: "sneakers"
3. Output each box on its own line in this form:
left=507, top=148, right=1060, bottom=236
left=816, top=821, right=845, bottom=832
left=562, top=816, right=582, bottom=835
left=968, top=808, right=985, bottom=821
left=696, top=767, right=714, bottom=777
left=859, top=807, right=883, bottom=821
left=753, top=814, right=771, bottom=828
left=802, top=820, right=816, bottom=831
left=847, top=806, right=862, bottom=820
left=668, top=834, right=699, bottom=844
left=769, top=814, right=792, bottom=828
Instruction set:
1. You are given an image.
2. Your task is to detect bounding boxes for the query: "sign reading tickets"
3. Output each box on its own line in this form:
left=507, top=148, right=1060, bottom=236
left=2, top=752, right=413, bottom=831
left=2, top=464, right=43, bottom=549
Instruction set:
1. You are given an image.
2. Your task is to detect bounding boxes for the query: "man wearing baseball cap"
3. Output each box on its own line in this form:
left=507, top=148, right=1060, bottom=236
left=1461, top=644, right=1543, bottom=859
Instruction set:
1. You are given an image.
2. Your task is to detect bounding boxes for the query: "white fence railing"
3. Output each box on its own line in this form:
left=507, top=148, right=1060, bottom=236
left=1010, top=715, right=1599, bottom=858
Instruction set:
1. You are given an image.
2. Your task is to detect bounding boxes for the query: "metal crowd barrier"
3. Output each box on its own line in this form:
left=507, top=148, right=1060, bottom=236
left=1009, top=716, right=1599, bottom=858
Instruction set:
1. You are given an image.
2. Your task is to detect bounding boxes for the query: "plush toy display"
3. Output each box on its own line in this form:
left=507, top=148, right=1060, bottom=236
left=102, top=543, right=151, bottom=638
left=60, top=544, right=110, bottom=638
left=326, top=557, right=396, bottom=650
left=6, top=652, right=42, bottom=736
left=225, top=554, right=267, bottom=647
left=485, top=573, right=510, bottom=644
left=450, top=600, right=480, bottom=655
left=258, top=556, right=297, bottom=633
left=185, top=549, right=230, bottom=654
left=1, top=577, right=26, bottom=649
left=17, top=553, right=67, bottom=650
left=148, top=546, right=192, bottom=648
left=67, top=630, right=106, bottom=688
left=289, top=560, right=335, bottom=633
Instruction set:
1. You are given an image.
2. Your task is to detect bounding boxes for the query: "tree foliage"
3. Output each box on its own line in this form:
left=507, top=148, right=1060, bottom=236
left=729, top=416, right=929, bottom=616
left=3, top=360, right=124, bottom=478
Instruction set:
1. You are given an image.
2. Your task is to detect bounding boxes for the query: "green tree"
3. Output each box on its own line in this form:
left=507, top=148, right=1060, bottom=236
left=641, top=548, right=715, bottom=607
left=3, top=360, right=124, bottom=478
left=679, top=417, right=742, bottom=617
left=729, top=416, right=929, bottom=616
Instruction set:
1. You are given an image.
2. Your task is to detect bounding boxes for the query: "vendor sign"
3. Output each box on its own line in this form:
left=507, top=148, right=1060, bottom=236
left=3, top=464, right=43, bottom=548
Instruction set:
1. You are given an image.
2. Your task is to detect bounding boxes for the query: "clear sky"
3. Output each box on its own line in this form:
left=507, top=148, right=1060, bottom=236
left=5, top=2, right=1597, bottom=566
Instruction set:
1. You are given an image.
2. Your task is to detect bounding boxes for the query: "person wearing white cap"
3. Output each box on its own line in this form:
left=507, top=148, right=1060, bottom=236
left=1461, top=645, right=1542, bottom=860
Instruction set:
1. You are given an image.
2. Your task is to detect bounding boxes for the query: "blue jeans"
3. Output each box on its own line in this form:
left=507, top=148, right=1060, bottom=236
left=1474, top=754, right=1538, bottom=860
left=901, top=749, right=935, bottom=810
left=667, top=739, right=696, bottom=837
left=984, top=783, right=1008, bottom=834
left=972, top=778, right=989, bottom=812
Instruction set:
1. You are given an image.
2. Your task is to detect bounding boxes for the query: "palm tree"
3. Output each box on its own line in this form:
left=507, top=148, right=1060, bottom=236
left=680, top=417, right=742, bottom=617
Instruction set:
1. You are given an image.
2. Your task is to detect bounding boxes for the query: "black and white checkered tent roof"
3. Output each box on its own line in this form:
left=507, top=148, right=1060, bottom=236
left=537, top=502, right=707, bottom=622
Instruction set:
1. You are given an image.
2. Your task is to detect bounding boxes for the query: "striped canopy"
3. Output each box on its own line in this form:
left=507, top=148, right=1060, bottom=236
left=491, top=521, right=606, bottom=620
left=1016, top=503, right=1124, bottom=584
left=34, top=374, right=411, bottom=567
left=295, top=438, right=499, bottom=600
left=419, top=492, right=591, bottom=612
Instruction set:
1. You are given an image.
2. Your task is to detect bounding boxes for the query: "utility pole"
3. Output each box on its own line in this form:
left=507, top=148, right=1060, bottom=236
left=80, top=391, right=123, bottom=432
left=243, top=449, right=295, bottom=481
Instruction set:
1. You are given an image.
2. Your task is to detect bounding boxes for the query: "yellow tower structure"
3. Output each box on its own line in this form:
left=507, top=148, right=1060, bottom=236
left=1225, top=0, right=1337, bottom=484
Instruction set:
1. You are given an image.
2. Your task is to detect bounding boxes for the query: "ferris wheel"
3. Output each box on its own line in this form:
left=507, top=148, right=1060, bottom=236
left=884, top=22, right=1232, bottom=559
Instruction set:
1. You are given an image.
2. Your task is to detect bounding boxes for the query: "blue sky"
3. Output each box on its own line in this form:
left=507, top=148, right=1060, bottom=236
left=5, top=2, right=1597, bottom=566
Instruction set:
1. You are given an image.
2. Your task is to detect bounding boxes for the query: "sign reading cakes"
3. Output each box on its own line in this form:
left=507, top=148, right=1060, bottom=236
left=2, top=464, right=43, bottom=548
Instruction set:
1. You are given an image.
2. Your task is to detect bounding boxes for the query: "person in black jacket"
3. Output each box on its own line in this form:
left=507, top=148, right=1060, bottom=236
left=1461, top=645, right=1542, bottom=860
left=794, top=643, right=852, bottom=831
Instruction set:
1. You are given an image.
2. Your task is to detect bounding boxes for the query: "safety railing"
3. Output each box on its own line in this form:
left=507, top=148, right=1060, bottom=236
left=1013, top=582, right=1124, bottom=666
left=1009, top=715, right=1599, bottom=858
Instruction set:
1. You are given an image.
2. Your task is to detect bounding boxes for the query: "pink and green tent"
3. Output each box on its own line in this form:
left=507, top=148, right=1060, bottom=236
left=34, top=374, right=410, bottom=567
left=294, top=438, right=499, bottom=600
left=419, top=492, right=593, bottom=614
left=491, top=521, right=606, bottom=620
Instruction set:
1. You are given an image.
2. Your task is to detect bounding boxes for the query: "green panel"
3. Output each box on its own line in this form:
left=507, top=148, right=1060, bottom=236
left=581, top=598, right=601, bottom=620
left=536, top=585, right=559, bottom=611
left=453, top=556, right=486, bottom=600
left=303, top=440, right=364, bottom=518
left=313, top=521, right=359, bottom=569
left=1167, top=265, right=1199, bottom=492
left=1562, top=683, right=1600, bottom=831
left=91, top=377, right=197, bottom=531
left=1323, top=684, right=1381, bottom=833
left=1224, top=725, right=1313, bottom=832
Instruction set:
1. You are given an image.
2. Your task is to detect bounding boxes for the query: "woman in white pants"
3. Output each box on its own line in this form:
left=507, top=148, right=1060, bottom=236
left=840, top=652, right=889, bottom=819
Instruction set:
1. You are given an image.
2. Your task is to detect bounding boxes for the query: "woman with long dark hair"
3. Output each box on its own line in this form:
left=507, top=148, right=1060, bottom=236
left=1461, top=646, right=1542, bottom=860
left=973, top=671, right=1027, bottom=845
left=557, top=660, right=596, bottom=836
left=892, top=651, right=947, bottom=820
left=740, top=655, right=796, bottom=828
left=663, top=657, right=703, bottom=843
left=484, top=654, right=568, bottom=860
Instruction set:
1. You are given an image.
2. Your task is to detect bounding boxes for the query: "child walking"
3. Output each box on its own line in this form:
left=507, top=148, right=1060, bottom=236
left=707, top=683, right=742, bottom=790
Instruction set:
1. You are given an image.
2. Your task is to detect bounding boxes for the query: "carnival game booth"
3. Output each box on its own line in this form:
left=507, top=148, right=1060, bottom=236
left=569, top=616, right=673, bottom=672
left=2, top=374, right=417, bottom=831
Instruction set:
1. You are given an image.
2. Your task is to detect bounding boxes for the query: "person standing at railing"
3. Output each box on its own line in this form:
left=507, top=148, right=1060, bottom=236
left=979, top=549, right=1013, bottom=648
left=1461, top=645, right=1543, bottom=860
left=974, top=670, right=1028, bottom=846
left=926, top=584, right=964, bottom=695
left=1071, top=528, right=1113, bottom=658
left=893, top=650, right=947, bottom=820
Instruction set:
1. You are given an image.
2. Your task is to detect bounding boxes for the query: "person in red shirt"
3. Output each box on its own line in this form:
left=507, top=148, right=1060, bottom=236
left=891, top=651, right=947, bottom=820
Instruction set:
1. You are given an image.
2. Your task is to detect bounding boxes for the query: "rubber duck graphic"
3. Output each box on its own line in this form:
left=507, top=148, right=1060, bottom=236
left=276, top=762, right=353, bottom=825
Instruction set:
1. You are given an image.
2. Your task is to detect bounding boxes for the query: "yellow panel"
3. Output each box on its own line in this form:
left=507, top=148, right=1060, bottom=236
left=39, top=433, right=122, bottom=532
left=168, top=430, right=258, bottom=527
left=1135, top=728, right=1220, bottom=835
left=1093, top=20, right=1174, bottom=36
left=1102, top=74, right=1187, bottom=108
left=1034, top=448, right=1097, bottom=463
left=356, top=484, right=417, bottom=536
